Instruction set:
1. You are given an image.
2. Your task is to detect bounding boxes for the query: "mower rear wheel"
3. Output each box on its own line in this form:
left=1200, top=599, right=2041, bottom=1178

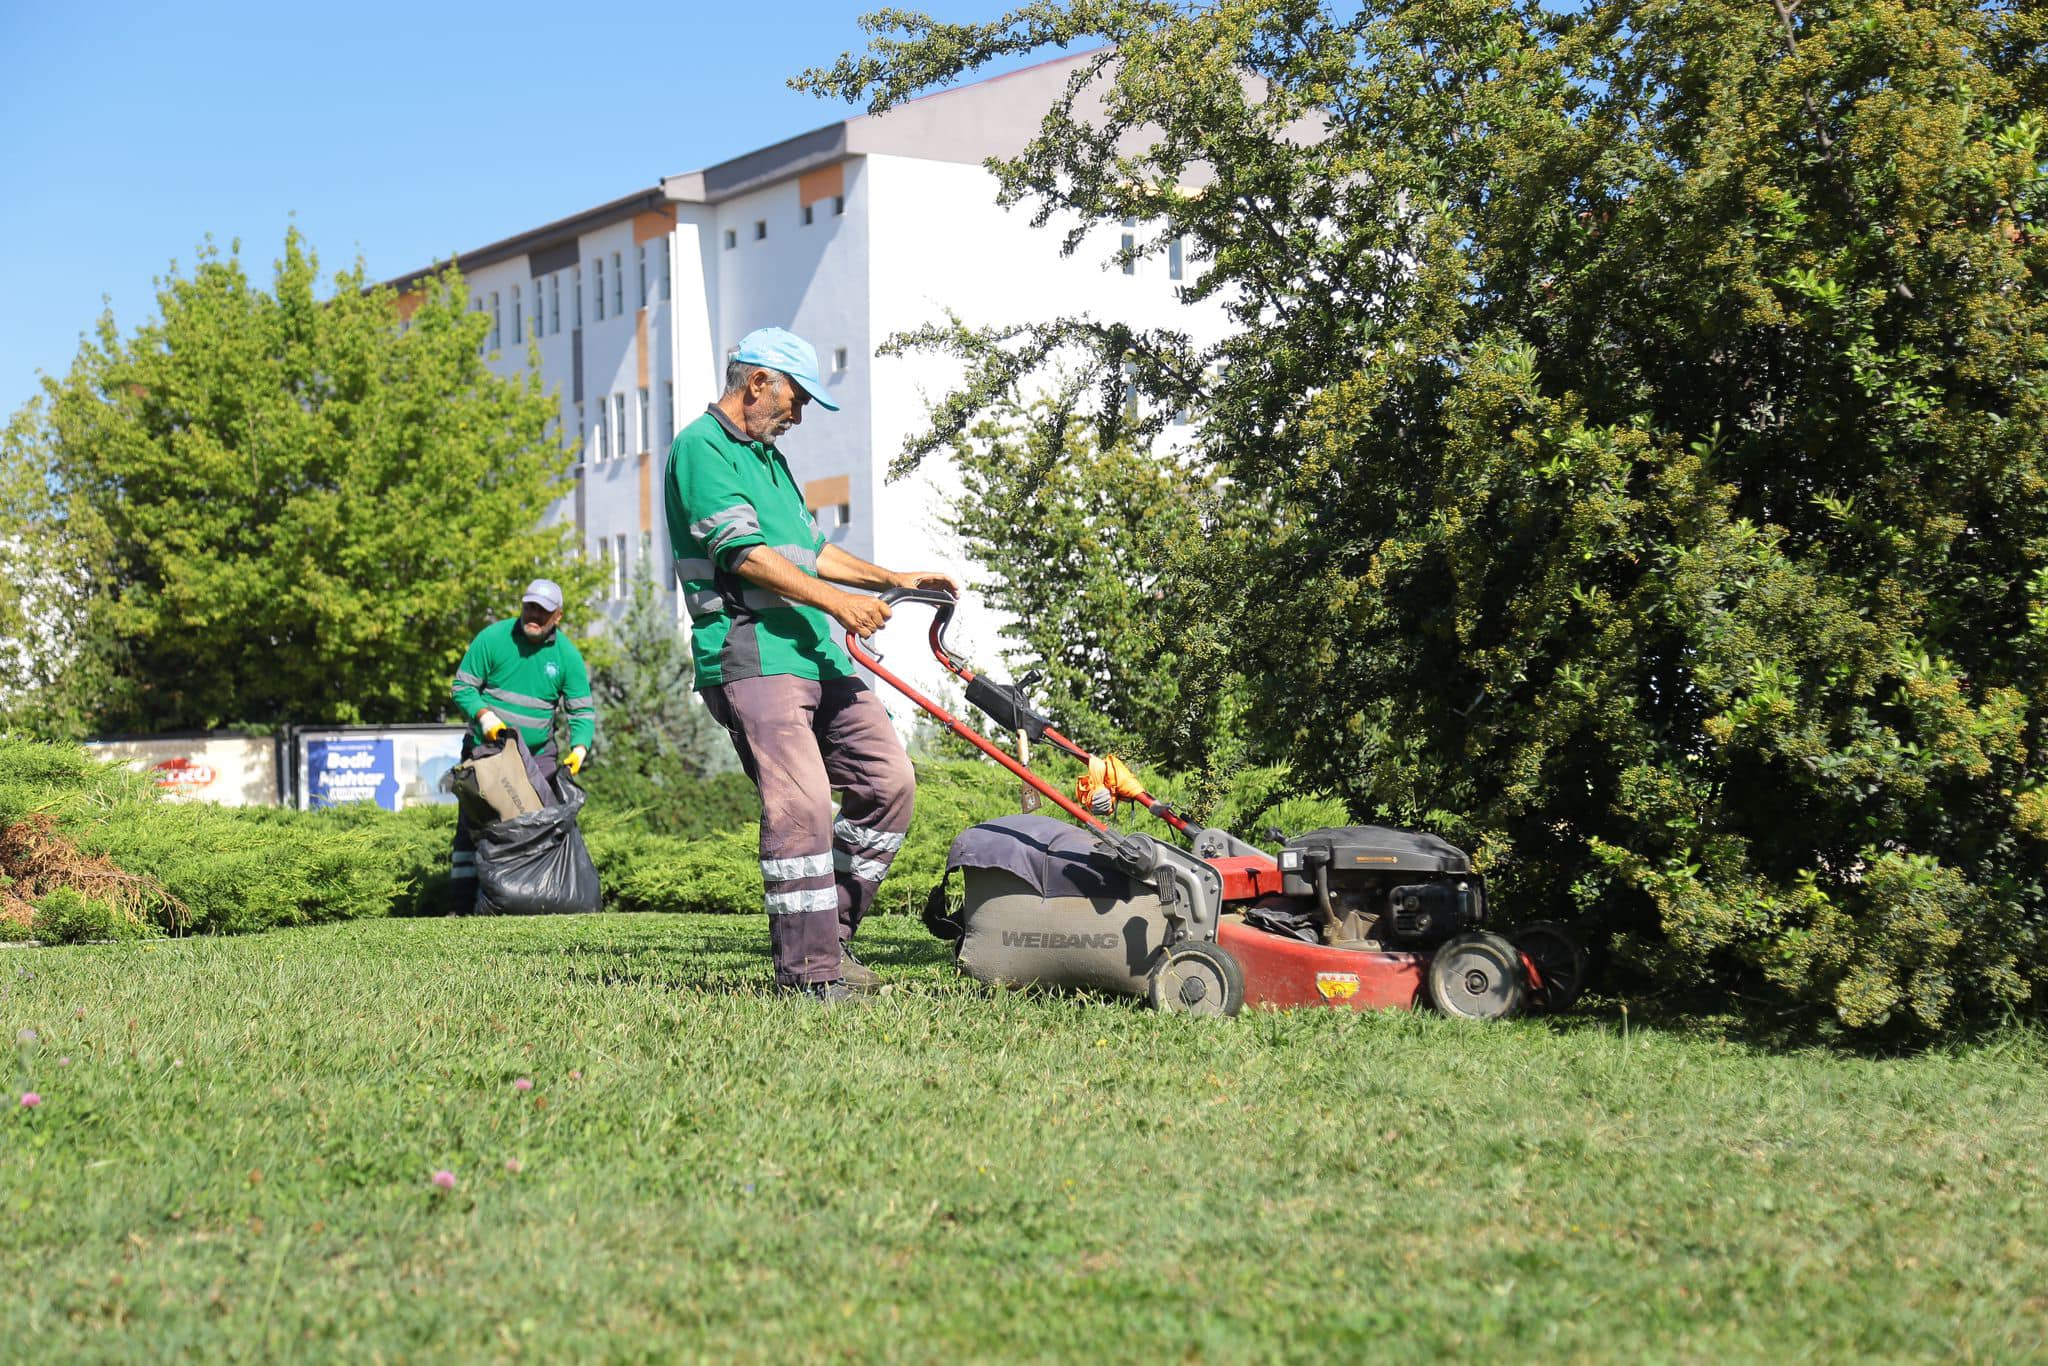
left=1426, top=932, right=1527, bottom=1021
left=1147, top=941, right=1245, bottom=1018
left=1511, top=921, right=1589, bottom=1013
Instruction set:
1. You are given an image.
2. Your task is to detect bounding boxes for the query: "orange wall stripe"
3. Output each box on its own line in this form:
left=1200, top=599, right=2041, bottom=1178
left=798, top=163, right=845, bottom=207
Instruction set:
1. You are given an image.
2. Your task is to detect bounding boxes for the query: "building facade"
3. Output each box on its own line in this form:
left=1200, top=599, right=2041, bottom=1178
left=384, top=54, right=1225, bottom=704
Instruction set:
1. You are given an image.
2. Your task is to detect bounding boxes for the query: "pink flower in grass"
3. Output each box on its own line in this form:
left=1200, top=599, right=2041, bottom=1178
left=20, top=1093, right=40, bottom=1108
left=568, top=1070, right=582, bottom=1082
left=430, top=1169, right=456, bottom=1191
left=504, top=1158, right=524, bottom=1174
left=513, top=1077, right=533, bottom=1092
left=56, top=1057, right=70, bottom=1068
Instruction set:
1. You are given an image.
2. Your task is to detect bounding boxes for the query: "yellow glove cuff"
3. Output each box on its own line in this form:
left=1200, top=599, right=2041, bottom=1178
left=477, top=710, right=507, bottom=739
left=566, top=746, right=586, bottom=775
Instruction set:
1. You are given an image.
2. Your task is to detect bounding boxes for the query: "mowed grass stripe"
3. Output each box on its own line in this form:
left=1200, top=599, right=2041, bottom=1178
left=3, top=914, right=2045, bottom=1360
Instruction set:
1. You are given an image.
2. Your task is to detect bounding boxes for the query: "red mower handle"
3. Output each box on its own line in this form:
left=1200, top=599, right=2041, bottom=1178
left=845, top=589, right=1111, bottom=833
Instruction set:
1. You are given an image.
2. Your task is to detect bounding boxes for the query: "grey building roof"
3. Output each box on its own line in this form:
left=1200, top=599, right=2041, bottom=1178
left=379, top=51, right=1104, bottom=294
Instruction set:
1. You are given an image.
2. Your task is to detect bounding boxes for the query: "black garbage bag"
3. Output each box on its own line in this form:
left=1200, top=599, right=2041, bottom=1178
left=473, top=774, right=602, bottom=916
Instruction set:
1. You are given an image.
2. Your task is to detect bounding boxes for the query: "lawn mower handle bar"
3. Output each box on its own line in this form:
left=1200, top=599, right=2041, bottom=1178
left=874, top=586, right=963, bottom=668
left=844, top=590, right=1111, bottom=834
left=846, top=590, right=1194, bottom=839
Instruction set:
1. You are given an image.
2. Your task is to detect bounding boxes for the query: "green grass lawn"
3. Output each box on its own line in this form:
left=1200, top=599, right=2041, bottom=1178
left=4, top=913, right=2045, bottom=1361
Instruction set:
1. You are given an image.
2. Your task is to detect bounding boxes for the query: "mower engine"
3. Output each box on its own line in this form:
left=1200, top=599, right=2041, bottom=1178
left=1275, top=826, right=1487, bottom=948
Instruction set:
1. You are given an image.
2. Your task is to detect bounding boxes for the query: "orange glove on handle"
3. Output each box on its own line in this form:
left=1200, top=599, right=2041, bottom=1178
left=1077, top=755, right=1144, bottom=818
left=477, top=709, right=509, bottom=741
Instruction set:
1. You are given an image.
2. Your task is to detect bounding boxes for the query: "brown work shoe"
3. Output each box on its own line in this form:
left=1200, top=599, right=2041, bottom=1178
left=838, top=947, right=881, bottom=990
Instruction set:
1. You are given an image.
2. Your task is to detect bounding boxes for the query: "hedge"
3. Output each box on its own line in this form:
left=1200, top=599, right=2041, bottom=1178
left=3, top=738, right=1336, bottom=943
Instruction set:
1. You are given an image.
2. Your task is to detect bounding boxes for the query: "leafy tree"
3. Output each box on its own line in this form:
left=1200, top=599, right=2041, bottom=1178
left=946, top=400, right=1252, bottom=776
left=803, top=2, right=2048, bottom=1032
left=583, top=558, right=734, bottom=796
left=10, top=228, right=596, bottom=733
left=0, top=399, right=109, bottom=737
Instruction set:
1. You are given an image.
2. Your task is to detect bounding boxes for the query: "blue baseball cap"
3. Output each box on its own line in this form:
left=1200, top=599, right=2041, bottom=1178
left=732, top=326, right=839, bottom=412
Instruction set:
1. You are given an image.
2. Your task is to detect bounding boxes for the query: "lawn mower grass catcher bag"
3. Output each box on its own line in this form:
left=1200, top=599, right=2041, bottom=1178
left=925, top=814, right=1174, bottom=996
left=472, top=773, right=602, bottom=916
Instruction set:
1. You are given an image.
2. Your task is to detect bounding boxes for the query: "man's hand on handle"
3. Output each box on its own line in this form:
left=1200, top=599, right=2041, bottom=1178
left=478, top=710, right=510, bottom=741
left=827, top=589, right=894, bottom=639
left=565, top=746, right=587, bottom=776
left=891, top=569, right=962, bottom=596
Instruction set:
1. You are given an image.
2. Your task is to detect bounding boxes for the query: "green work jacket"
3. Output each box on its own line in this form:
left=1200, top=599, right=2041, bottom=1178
left=663, top=405, right=853, bottom=688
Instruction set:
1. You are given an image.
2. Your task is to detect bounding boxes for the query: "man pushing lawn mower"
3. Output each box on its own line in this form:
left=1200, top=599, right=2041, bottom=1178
left=666, top=327, right=957, bottom=1004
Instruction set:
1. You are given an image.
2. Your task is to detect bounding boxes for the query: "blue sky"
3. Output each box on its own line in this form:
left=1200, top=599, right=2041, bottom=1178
left=0, top=1, right=1051, bottom=419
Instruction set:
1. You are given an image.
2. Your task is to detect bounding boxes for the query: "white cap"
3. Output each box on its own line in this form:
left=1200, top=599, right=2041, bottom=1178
left=521, top=579, right=564, bottom=612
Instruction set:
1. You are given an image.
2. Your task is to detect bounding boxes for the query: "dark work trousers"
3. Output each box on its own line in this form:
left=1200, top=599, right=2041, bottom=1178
left=449, top=735, right=558, bottom=914
left=700, top=674, right=916, bottom=987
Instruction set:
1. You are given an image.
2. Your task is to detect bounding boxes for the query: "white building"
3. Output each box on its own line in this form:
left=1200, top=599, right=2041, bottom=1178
left=384, top=53, right=1225, bottom=705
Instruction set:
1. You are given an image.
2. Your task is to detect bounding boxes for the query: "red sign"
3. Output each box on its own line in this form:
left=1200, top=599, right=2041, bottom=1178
left=151, top=757, right=216, bottom=791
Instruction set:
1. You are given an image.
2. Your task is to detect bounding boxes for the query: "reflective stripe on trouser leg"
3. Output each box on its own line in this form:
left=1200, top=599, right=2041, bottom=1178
left=817, top=677, right=917, bottom=940
left=702, top=674, right=842, bottom=986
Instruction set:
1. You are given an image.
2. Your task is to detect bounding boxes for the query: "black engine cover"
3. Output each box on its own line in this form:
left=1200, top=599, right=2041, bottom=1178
left=1279, top=825, right=1474, bottom=896
left=1279, top=826, right=1487, bottom=945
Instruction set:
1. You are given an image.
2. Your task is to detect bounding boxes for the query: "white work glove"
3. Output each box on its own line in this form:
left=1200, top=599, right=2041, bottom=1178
left=477, top=710, right=509, bottom=740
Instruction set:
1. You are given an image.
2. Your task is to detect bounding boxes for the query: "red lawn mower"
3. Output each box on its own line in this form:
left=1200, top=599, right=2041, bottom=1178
left=847, top=589, right=1588, bottom=1020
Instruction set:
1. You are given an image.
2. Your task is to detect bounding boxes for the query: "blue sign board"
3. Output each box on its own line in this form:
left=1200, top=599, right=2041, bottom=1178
left=305, top=737, right=399, bottom=811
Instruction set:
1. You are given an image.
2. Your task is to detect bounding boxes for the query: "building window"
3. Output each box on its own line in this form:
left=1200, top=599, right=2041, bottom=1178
left=591, top=406, right=603, bottom=463
left=597, top=538, right=612, bottom=596
left=835, top=501, right=851, bottom=526
left=489, top=292, right=501, bottom=349
left=511, top=284, right=523, bottom=343
left=638, top=386, right=650, bottom=451
left=834, top=195, right=845, bottom=216
left=1168, top=236, right=1184, bottom=282
left=614, top=393, right=627, bottom=459
left=614, top=533, right=629, bottom=599
left=724, top=229, right=736, bottom=250
left=658, top=240, right=671, bottom=300
left=1121, top=218, right=1136, bottom=276
left=1122, top=359, right=1140, bottom=420
left=663, top=380, right=675, bottom=438
left=754, top=220, right=766, bottom=241
left=636, top=244, right=647, bottom=306
left=593, top=257, right=605, bottom=321
left=573, top=266, right=583, bottom=328
left=611, top=251, right=622, bottom=314
left=803, top=203, right=815, bottom=226
left=550, top=274, right=560, bottom=334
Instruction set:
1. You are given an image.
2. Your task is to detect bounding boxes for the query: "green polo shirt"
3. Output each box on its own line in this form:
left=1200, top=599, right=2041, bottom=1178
left=663, top=405, right=854, bottom=688
left=450, top=619, right=595, bottom=753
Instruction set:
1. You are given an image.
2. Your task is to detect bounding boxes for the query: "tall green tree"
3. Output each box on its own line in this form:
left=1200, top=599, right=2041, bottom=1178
left=803, top=2, right=2048, bottom=1031
left=586, top=557, right=730, bottom=781
left=12, top=229, right=596, bottom=733
left=947, top=400, right=1252, bottom=775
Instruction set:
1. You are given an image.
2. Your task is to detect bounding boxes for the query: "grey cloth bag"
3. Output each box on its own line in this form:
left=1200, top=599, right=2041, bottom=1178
left=928, top=815, right=1171, bottom=998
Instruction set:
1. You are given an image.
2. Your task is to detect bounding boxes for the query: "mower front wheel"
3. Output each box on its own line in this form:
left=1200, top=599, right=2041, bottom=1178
left=1147, top=941, right=1245, bottom=1018
left=1426, top=932, right=1527, bottom=1021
